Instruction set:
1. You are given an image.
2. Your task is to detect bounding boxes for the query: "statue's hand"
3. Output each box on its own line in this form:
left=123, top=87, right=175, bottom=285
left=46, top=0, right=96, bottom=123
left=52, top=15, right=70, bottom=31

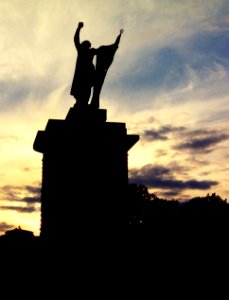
left=78, top=22, right=84, bottom=28
left=120, top=29, right=124, bottom=34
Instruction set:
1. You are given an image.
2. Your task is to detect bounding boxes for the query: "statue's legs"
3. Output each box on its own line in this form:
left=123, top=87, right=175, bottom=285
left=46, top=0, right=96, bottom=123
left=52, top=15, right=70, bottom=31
left=90, top=71, right=107, bottom=109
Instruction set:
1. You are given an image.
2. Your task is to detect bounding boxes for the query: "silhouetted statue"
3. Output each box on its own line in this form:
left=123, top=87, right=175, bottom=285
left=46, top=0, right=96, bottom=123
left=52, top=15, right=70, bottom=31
left=70, top=22, right=123, bottom=108
left=91, top=29, right=124, bottom=109
left=70, top=22, right=97, bottom=107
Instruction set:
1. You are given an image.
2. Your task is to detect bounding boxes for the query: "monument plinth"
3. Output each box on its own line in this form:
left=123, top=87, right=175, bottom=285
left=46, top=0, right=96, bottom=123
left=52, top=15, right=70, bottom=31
left=34, top=105, right=139, bottom=239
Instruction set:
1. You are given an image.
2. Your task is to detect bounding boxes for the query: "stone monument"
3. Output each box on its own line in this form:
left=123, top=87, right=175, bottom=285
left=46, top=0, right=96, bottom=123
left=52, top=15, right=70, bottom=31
left=33, top=23, right=139, bottom=239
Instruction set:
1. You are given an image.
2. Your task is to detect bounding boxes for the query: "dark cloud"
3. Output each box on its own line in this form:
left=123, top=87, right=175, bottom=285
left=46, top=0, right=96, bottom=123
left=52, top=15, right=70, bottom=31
left=144, top=129, right=168, bottom=141
left=1, top=184, right=41, bottom=203
left=0, top=205, right=38, bottom=213
left=130, top=164, right=171, bottom=179
left=24, top=185, right=41, bottom=195
left=0, top=184, right=41, bottom=214
left=175, top=132, right=229, bottom=153
left=22, top=196, right=40, bottom=204
left=0, top=222, right=14, bottom=234
left=129, top=164, right=218, bottom=193
left=132, top=176, right=217, bottom=190
left=160, top=190, right=181, bottom=198
left=143, top=125, right=186, bottom=141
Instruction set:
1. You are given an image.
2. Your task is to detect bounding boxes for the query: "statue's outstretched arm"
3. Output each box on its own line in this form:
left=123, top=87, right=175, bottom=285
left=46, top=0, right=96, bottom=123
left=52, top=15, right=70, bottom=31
left=74, top=22, right=84, bottom=49
left=114, top=29, right=124, bottom=47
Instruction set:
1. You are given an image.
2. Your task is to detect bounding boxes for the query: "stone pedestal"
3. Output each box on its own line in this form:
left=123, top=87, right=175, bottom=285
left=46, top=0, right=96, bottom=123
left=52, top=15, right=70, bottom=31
left=34, top=105, right=139, bottom=239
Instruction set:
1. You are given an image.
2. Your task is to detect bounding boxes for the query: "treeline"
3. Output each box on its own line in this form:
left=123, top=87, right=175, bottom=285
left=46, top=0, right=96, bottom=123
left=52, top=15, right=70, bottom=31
left=127, top=184, right=229, bottom=227
left=1, top=184, right=228, bottom=241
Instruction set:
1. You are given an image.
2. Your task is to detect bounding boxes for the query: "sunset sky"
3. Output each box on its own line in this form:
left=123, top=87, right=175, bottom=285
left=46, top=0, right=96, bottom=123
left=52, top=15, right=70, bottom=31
left=0, top=0, right=229, bottom=235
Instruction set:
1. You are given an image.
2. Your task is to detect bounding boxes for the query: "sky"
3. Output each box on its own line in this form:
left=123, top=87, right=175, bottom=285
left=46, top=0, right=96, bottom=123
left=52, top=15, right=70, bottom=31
left=0, top=0, right=229, bottom=235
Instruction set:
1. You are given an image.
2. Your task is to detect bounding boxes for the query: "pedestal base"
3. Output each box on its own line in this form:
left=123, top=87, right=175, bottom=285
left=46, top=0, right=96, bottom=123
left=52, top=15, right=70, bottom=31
left=34, top=106, right=139, bottom=239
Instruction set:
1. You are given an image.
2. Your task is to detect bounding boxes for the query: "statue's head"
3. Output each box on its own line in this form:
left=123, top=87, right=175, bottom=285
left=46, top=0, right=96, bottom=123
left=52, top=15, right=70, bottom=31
left=81, top=40, right=91, bottom=49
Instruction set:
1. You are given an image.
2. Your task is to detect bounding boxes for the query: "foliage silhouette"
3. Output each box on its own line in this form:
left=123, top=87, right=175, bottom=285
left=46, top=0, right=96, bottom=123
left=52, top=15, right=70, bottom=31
left=127, top=184, right=229, bottom=230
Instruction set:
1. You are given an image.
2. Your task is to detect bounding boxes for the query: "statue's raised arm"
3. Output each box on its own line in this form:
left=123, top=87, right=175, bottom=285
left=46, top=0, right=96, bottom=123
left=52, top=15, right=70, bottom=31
left=74, top=22, right=84, bottom=49
left=114, top=29, right=124, bottom=48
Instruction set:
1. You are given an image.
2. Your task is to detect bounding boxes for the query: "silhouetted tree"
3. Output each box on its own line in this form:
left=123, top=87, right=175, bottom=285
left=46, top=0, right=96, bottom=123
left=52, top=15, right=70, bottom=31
left=179, top=193, right=229, bottom=230
left=127, top=184, right=229, bottom=232
left=143, top=196, right=179, bottom=226
left=127, top=184, right=150, bottom=224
